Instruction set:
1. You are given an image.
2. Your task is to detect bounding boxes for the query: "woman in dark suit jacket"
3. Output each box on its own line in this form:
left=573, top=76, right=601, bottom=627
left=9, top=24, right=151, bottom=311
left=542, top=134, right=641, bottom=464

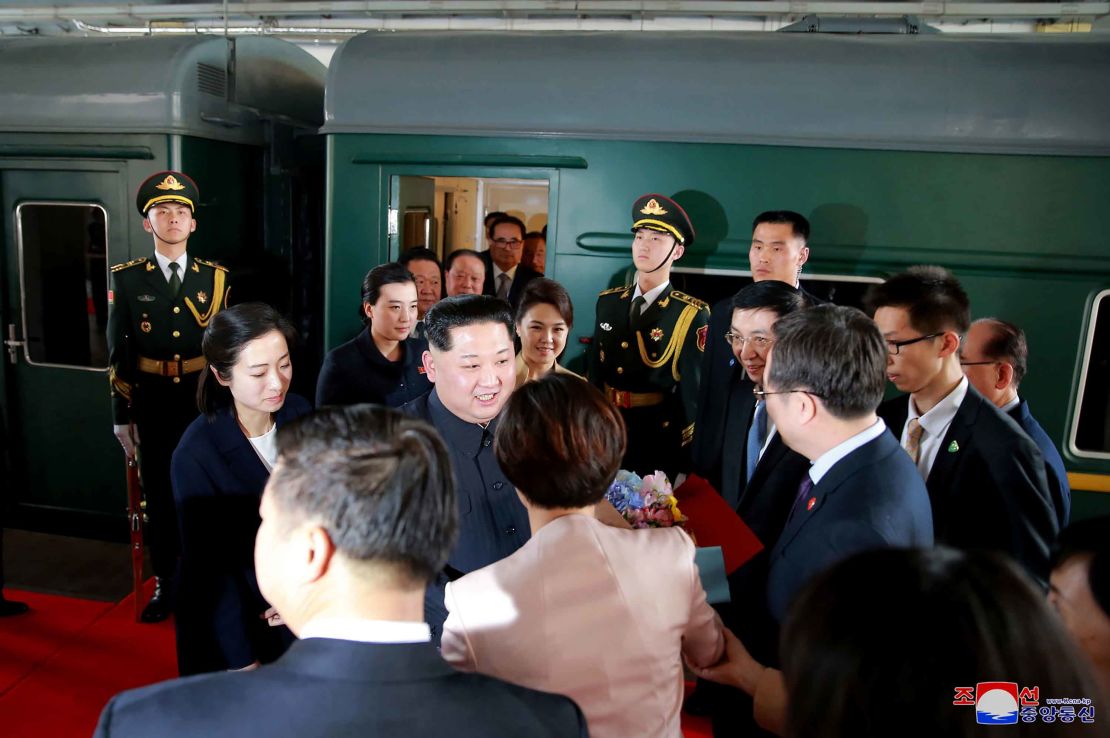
left=316, top=262, right=432, bottom=407
left=171, top=303, right=311, bottom=676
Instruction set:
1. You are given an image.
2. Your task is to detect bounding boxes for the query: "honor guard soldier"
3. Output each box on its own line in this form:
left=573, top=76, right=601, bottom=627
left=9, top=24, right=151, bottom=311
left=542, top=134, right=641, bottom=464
left=590, top=194, right=710, bottom=479
left=108, top=171, right=230, bottom=622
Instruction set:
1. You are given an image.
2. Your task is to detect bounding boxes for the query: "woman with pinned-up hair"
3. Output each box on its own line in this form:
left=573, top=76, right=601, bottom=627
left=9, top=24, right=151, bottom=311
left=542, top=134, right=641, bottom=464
left=315, top=262, right=432, bottom=407
left=170, top=302, right=311, bottom=676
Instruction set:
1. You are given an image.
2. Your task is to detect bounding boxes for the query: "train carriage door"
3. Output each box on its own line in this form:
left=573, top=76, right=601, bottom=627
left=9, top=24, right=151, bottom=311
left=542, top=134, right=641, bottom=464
left=1, top=167, right=125, bottom=532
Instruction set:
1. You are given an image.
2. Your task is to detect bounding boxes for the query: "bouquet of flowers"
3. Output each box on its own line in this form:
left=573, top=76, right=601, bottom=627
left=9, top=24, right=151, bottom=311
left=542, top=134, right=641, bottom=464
left=605, top=470, right=686, bottom=529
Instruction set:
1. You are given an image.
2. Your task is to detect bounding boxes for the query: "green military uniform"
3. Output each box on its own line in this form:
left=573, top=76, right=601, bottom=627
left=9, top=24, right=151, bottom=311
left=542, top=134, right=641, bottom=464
left=107, top=171, right=229, bottom=607
left=590, top=194, right=710, bottom=478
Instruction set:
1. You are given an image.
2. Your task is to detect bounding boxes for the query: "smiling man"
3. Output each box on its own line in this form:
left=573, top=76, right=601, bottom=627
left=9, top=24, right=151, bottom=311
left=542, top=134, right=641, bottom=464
left=402, top=294, right=528, bottom=641
left=107, top=170, right=230, bottom=622
left=866, top=266, right=1057, bottom=586
left=589, top=193, right=710, bottom=479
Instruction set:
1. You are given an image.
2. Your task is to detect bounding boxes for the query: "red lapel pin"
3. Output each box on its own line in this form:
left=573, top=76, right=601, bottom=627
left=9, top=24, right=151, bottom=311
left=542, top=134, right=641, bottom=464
left=806, top=497, right=817, bottom=511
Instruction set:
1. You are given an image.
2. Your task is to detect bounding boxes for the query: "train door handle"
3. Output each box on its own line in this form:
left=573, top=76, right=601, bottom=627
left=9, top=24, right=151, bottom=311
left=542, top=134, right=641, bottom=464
left=5, top=323, right=24, bottom=364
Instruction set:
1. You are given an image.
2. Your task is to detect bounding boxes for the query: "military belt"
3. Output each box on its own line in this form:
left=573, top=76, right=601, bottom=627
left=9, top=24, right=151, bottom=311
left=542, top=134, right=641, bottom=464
left=137, top=355, right=206, bottom=378
left=604, top=385, right=665, bottom=409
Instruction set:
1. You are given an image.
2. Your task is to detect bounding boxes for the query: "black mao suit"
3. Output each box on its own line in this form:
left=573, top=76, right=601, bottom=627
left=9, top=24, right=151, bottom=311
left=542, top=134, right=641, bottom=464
left=315, top=327, right=431, bottom=408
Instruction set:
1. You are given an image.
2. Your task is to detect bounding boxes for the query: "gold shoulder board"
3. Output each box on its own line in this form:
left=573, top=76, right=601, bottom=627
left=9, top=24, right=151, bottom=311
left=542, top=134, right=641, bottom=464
left=670, top=290, right=708, bottom=310
left=598, top=285, right=629, bottom=297
left=110, top=257, right=148, bottom=273
left=194, top=258, right=228, bottom=272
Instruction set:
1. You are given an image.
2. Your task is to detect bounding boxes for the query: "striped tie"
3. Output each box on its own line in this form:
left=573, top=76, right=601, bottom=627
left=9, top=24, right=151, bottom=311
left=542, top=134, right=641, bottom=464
left=903, top=418, right=925, bottom=464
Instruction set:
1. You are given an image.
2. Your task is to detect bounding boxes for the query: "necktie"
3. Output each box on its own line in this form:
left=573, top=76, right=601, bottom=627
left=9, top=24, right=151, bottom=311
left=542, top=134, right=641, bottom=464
left=168, top=261, right=182, bottom=296
left=629, top=295, right=646, bottom=328
left=496, top=273, right=511, bottom=300
left=745, top=401, right=768, bottom=483
left=903, top=417, right=924, bottom=464
left=787, top=475, right=815, bottom=525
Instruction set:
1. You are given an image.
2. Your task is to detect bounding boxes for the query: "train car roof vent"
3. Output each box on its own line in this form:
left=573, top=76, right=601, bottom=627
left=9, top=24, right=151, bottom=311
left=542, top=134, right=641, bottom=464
left=779, top=15, right=940, bottom=34
left=196, top=62, right=227, bottom=98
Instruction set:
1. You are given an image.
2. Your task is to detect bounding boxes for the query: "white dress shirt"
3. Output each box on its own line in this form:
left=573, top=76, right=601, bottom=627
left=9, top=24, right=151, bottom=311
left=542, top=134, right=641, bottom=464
left=631, top=280, right=670, bottom=311
left=808, top=419, right=888, bottom=485
left=900, top=377, right=969, bottom=480
left=492, top=262, right=518, bottom=285
left=153, top=249, right=188, bottom=283
left=1000, top=396, right=1020, bottom=414
left=299, top=617, right=431, bottom=644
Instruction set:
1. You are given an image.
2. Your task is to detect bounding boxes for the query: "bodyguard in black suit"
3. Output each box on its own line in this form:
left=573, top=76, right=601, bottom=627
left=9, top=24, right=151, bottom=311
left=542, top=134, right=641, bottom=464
left=759, top=305, right=934, bottom=621
left=96, top=405, right=586, bottom=738
left=480, top=214, right=541, bottom=309
left=401, top=296, right=530, bottom=640
left=867, top=268, right=1057, bottom=585
left=960, top=317, right=1071, bottom=528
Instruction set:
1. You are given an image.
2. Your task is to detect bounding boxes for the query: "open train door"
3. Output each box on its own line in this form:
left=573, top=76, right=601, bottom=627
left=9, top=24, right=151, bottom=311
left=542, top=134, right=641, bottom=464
left=1, top=165, right=127, bottom=536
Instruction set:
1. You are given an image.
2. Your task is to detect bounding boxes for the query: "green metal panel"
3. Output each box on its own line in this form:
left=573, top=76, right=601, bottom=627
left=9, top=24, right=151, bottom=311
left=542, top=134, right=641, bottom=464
left=325, top=132, right=1110, bottom=499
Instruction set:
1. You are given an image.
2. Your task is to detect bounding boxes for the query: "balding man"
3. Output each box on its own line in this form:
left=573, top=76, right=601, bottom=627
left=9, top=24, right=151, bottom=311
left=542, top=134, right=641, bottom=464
left=961, top=318, right=1071, bottom=528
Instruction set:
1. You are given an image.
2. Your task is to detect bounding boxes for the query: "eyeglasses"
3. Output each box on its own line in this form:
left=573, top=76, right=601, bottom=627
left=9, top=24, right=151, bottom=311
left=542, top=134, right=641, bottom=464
left=959, top=359, right=998, bottom=367
left=724, top=332, right=774, bottom=350
left=753, top=387, right=826, bottom=401
left=886, top=332, right=943, bottom=355
left=491, top=238, right=523, bottom=248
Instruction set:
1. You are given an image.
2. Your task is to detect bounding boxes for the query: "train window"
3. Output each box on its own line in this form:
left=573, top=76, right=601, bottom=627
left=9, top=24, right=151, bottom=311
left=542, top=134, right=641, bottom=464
left=16, top=202, right=109, bottom=370
left=1071, top=289, right=1110, bottom=458
left=671, top=268, right=881, bottom=313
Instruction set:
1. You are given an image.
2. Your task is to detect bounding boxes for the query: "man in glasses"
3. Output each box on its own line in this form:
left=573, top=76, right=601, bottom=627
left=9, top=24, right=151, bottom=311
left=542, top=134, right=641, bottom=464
left=961, top=318, right=1070, bottom=528
left=761, top=304, right=933, bottom=622
left=867, top=266, right=1057, bottom=586
left=480, top=214, right=540, bottom=309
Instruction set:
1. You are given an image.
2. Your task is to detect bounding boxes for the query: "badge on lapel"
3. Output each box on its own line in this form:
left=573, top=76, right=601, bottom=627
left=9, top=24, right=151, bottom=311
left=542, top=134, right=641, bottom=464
left=650, top=328, right=664, bottom=342
left=948, top=440, right=960, bottom=453
left=196, top=291, right=208, bottom=305
left=600, top=322, right=613, bottom=332
left=806, top=497, right=817, bottom=512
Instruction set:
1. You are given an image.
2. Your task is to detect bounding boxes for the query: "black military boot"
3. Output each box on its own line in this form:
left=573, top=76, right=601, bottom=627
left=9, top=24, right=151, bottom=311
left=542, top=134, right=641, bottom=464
left=140, top=577, right=172, bottom=623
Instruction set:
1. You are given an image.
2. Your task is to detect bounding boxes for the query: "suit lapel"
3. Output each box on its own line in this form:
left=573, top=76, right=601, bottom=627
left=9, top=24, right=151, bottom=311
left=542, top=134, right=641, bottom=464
left=212, top=409, right=270, bottom=491
left=142, top=257, right=175, bottom=301
left=740, top=432, right=790, bottom=512
left=926, top=390, right=978, bottom=505
left=721, top=372, right=756, bottom=508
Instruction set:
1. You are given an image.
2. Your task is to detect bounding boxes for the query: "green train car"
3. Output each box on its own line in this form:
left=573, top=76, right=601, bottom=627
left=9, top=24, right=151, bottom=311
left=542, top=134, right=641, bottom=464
left=0, top=35, right=325, bottom=536
left=322, top=32, right=1110, bottom=518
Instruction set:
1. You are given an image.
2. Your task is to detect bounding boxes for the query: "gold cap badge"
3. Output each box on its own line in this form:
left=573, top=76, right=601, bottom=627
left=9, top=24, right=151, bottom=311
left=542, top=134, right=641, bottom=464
left=640, top=198, right=668, bottom=216
left=155, top=175, right=186, bottom=191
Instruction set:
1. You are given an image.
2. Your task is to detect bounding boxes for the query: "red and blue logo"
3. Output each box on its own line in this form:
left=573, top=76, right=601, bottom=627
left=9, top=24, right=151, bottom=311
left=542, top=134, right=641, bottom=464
left=975, top=682, right=1020, bottom=725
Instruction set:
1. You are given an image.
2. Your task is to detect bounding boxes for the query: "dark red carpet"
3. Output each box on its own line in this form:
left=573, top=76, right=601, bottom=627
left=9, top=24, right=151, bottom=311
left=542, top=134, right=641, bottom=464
left=0, top=584, right=712, bottom=737
left=0, top=581, right=176, bottom=737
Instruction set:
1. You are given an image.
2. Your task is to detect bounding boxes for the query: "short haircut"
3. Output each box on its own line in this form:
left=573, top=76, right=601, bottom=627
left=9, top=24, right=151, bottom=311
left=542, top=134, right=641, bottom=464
left=198, top=302, right=296, bottom=417
left=730, top=279, right=809, bottom=319
left=974, top=318, right=1029, bottom=386
left=444, top=248, right=485, bottom=273
left=783, top=548, right=1101, bottom=738
left=270, top=405, right=457, bottom=584
left=752, top=210, right=810, bottom=242
left=398, top=247, right=441, bottom=270
left=863, top=265, right=971, bottom=335
left=424, top=294, right=515, bottom=352
left=358, top=262, right=415, bottom=323
left=487, top=214, right=525, bottom=241
left=767, top=304, right=886, bottom=419
left=524, top=231, right=544, bottom=240
left=515, top=278, right=574, bottom=329
left=483, top=210, right=507, bottom=227
left=496, top=374, right=626, bottom=509
left=1052, top=516, right=1110, bottom=619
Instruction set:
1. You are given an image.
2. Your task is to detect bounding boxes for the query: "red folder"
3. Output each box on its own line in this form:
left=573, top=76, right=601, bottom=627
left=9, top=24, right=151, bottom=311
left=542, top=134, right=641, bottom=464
left=676, top=474, right=763, bottom=574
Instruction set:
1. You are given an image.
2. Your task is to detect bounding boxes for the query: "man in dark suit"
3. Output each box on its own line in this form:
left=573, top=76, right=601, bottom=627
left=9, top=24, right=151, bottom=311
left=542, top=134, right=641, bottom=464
left=480, top=214, right=541, bottom=309
left=761, top=305, right=934, bottom=621
left=961, top=318, right=1071, bottom=528
left=867, top=267, right=1058, bottom=586
left=402, top=295, right=530, bottom=640
left=94, top=405, right=586, bottom=738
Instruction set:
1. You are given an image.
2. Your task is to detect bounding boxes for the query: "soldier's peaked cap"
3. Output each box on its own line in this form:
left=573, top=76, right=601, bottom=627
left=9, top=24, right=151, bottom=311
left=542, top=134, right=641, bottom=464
left=631, top=193, right=694, bottom=247
left=136, top=171, right=199, bottom=215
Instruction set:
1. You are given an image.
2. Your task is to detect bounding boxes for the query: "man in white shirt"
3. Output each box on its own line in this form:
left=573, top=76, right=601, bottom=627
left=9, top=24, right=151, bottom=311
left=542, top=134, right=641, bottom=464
left=94, top=405, right=587, bottom=738
left=869, top=266, right=1057, bottom=585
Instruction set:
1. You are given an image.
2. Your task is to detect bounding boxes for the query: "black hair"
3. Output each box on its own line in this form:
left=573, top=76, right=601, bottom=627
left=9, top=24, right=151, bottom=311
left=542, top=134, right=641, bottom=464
left=358, top=262, right=415, bottom=323
left=863, top=265, right=971, bottom=335
left=444, top=248, right=485, bottom=273
left=752, top=210, right=810, bottom=242
left=198, top=302, right=297, bottom=417
left=487, top=214, right=526, bottom=241
left=483, top=210, right=507, bottom=227
left=975, top=318, right=1029, bottom=386
left=729, top=280, right=809, bottom=318
left=270, top=405, right=457, bottom=585
left=515, top=278, right=574, bottom=329
left=767, top=304, right=887, bottom=420
left=424, top=294, right=515, bottom=352
left=1053, top=516, right=1110, bottom=619
left=782, top=547, right=1101, bottom=738
left=398, top=247, right=440, bottom=270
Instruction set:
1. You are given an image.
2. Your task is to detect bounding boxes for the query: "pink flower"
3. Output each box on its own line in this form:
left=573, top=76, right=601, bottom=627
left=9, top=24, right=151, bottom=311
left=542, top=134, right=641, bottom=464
left=640, top=471, right=673, bottom=498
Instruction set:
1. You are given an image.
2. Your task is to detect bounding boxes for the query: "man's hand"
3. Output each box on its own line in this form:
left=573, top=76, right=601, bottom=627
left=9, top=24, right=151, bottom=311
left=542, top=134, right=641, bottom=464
left=113, top=424, right=139, bottom=460
left=689, top=627, right=767, bottom=695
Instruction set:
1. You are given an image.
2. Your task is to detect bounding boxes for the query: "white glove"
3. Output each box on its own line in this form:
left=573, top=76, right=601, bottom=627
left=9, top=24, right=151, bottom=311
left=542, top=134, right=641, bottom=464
left=113, top=423, right=139, bottom=460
